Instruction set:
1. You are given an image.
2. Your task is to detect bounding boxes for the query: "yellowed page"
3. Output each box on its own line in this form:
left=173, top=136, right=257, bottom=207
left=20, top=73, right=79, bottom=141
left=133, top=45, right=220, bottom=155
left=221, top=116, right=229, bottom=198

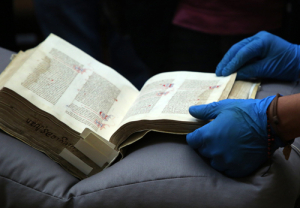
left=228, top=80, right=260, bottom=99
left=119, top=71, right=236, bottom=126
left=0, top=49, right=36, bottom=89
left=4, top=34, right=139, bottom=141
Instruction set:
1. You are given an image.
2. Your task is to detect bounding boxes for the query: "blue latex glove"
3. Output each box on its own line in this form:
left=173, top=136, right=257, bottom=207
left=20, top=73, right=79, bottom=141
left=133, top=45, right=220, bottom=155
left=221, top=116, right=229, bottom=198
left=186, top=96, right=284, bottom=178
left=216, top=31, right=300, bottom=81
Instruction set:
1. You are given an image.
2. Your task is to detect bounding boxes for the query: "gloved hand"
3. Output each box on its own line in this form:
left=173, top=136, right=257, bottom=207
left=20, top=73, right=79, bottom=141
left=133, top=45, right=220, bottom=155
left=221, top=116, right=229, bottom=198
left=186, top=96, right=285, bottom=178
left=215, top=31, right=300, bottom=81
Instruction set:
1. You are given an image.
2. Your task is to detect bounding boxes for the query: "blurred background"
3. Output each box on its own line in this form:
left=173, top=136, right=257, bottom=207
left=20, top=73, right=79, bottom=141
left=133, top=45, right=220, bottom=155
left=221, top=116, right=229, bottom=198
left=0, top=0, right=152, bottom=89
left=0, top=0, right=43, bottom=51
left=1, top=0, right=300, bottom=89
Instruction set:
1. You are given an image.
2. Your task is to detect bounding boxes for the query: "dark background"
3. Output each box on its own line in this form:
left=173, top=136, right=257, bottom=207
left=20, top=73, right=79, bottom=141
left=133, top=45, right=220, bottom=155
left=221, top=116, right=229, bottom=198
left=0, top=0, right=43, bottom=52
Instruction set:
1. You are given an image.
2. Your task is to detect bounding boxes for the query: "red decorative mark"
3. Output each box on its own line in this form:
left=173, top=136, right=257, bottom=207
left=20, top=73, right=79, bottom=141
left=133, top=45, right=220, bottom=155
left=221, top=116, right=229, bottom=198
left=156, top=91, right=170, bottom=96
left=94, top=119, right=109, bottom=130
left=209, top=85, right=221, bottom=90
left=73, top=65, right=87, bottom=74
left=160, top=83, right=174, bottom=89
left=99, top=111, right=112, bottom=121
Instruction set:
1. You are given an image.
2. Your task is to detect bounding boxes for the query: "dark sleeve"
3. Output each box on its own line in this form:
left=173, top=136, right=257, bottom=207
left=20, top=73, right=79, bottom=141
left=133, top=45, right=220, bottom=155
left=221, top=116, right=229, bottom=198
left=283, top=0, right=300, bottom=44
left=106, top=0, right=179, bottom=72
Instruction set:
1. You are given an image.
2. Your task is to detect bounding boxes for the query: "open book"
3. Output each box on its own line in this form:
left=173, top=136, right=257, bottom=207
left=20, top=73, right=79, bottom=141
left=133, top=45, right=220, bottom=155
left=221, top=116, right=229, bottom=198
left=0, top=34, right=259, bottom=179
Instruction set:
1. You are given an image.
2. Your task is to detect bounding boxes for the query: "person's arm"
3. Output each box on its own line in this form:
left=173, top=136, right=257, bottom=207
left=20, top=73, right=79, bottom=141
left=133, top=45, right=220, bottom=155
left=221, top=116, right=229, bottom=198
left=186, top=94, right=300, bottom=178
left=271, top=94, right=300, bottom=141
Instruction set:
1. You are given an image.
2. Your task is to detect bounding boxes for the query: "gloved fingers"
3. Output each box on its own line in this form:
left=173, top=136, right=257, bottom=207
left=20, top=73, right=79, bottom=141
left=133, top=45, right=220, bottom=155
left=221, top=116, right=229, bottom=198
left=186, top=122, right=213, bottom=149
left=211, top=154, right=251, bottom=178
left=224, top=169, right=243, bottom=178
left=189, top=102, right=222, bottom=120
left=187, top=111, right=230, bottom=149
left=189, top=99, right=236, bottom=120
left=216, top=38, right=253, bottom=76
left=221, top=38, right=264, bottom=76
left=224, top=164, right=255, bottom=178
left=210, top=158, right=227, bottom=173
left=236, top=61, right=262, bottom=80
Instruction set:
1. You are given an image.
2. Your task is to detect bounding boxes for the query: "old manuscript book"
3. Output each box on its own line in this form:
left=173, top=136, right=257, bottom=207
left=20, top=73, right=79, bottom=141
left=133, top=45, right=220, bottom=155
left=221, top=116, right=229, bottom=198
left=0, top=34, right=259, bottom=179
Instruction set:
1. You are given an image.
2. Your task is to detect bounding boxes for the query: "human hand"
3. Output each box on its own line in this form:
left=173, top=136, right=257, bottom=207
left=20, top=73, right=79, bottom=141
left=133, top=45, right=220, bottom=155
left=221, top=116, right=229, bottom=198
left=216, top=31, right=300, bottom=81
left=186, top=96, right=284, bottom=178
